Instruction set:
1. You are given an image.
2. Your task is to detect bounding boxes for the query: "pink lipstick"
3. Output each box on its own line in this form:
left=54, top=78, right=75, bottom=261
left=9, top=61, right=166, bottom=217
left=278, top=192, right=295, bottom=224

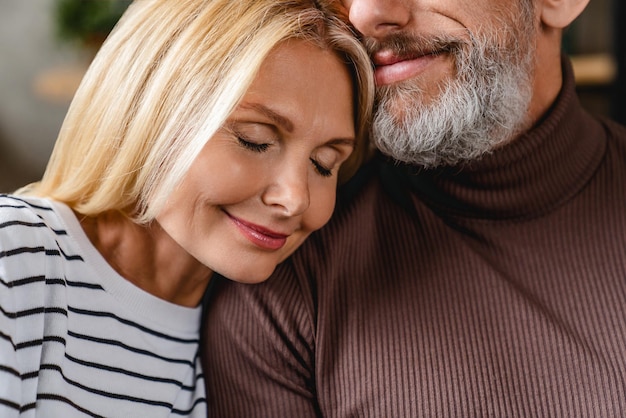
left=227, top=213, right=289, bottom=251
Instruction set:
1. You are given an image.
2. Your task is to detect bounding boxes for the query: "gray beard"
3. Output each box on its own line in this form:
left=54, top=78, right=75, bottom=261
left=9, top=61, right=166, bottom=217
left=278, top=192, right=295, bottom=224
left=372, top=32, right=534, bottom=168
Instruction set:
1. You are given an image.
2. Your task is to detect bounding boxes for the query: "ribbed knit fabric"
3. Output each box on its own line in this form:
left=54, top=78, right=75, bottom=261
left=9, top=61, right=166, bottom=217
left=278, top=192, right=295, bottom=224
left=202, top=58, right=626, bottom=417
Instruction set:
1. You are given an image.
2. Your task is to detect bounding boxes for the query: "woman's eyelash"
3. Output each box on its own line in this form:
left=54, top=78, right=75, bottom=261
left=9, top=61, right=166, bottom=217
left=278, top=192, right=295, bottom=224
left=311, top=158, right=333, bottom=177
left=235, top=130, right=332, bottom=177
left=238, top=137, right=269, bottom=152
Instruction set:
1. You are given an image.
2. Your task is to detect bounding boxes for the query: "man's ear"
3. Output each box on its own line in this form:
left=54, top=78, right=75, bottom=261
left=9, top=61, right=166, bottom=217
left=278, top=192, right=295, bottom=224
left=540, top=0, right=590, bottom=29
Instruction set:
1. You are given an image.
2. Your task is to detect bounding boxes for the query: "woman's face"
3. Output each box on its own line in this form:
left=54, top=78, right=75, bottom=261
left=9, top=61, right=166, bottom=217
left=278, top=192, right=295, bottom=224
left=156, top=40, right=356, bottom=283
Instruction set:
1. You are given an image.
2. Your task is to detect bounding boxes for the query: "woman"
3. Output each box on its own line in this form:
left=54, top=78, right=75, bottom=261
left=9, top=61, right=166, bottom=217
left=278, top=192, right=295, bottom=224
left=0, top=0, right=373, bottom=416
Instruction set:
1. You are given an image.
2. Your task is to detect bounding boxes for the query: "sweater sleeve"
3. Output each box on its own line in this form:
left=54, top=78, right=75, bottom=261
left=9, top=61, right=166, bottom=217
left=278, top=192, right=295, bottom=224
left=0, top=196, right=49, bottom=417
left=0, top=204, right=21, bottom=418
left=201, top=261, right=320, bottom=417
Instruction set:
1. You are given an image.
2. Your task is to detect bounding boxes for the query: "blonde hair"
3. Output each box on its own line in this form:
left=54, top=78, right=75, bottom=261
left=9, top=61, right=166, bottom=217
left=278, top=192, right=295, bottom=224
left=21, top=0, right=373, bottom=222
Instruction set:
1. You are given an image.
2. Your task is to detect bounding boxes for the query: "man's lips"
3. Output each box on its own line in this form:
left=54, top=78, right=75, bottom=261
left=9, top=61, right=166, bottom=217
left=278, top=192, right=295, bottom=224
left=226, top=212, right=290, bottom=251
left=372, top=49, right=442, bottom=86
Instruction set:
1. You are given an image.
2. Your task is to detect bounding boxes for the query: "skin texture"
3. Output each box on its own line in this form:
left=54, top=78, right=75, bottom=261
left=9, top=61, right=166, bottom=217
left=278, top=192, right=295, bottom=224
left=341, top=0, right=589, bottom=150
left=80, top=40, right=356, bottom=307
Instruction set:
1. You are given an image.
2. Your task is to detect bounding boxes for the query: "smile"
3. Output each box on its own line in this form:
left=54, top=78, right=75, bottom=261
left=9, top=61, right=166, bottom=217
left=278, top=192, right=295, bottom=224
left=226, top=211, right=289, bottom=251
left=372, top=49, right=447, bottom=86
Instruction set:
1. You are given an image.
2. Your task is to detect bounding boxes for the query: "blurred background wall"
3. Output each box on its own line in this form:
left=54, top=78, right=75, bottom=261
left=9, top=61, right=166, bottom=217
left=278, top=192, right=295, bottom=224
left=0, top=0, right=85, bottom=192
left=0, top=0, right=623, bottom=193
left=0, top=0, right=128, bottom=193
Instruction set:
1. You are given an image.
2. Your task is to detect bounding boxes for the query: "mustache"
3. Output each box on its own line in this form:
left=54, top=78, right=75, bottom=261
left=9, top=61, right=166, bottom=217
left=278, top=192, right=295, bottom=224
left=363, top=32, right=465, bottom=58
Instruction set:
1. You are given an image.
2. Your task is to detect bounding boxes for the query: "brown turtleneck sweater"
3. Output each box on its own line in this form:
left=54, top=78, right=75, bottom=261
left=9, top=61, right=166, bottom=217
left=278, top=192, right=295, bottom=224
left=202, top=59, right=626, bottom=417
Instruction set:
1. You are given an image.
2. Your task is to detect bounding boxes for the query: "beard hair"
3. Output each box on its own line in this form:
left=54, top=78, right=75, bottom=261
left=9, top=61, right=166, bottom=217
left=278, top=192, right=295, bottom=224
left=370, top=9, right=536, bottom=168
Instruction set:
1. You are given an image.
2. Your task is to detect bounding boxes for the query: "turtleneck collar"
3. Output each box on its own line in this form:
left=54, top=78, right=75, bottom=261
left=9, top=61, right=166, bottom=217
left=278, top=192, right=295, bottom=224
left=387, top=56, right=607, bottom=220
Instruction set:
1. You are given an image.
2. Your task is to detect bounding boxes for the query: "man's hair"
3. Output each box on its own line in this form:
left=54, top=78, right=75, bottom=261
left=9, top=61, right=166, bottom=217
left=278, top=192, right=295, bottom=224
left=21, top=0, right=374, bottom=222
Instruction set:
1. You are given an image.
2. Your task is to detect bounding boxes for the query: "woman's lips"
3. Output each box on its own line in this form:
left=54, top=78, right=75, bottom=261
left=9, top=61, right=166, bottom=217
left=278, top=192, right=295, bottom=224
left=373, top=50, right=440, bottom=86
left=226, top=212, right=289, bottom=251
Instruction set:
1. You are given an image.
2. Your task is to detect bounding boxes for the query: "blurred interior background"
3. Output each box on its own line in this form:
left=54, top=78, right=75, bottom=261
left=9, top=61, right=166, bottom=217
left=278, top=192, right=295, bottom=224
left=0, top=0, right=130, bottom=193
left=0, top=0, right=624, bottom=193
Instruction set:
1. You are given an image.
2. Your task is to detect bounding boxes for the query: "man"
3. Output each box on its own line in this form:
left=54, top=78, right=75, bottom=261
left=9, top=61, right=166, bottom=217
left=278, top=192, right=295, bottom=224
left=202, top=0, right=626, bottom=416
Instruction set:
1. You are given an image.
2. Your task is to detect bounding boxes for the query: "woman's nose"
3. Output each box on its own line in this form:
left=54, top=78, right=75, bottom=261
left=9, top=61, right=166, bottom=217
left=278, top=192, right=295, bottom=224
left=261, top=164, right=310, bottom=217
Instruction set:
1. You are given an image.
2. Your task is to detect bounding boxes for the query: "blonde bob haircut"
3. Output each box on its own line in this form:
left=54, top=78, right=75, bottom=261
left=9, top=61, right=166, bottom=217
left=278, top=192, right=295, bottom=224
left=22, top=0, right=374, bottom=223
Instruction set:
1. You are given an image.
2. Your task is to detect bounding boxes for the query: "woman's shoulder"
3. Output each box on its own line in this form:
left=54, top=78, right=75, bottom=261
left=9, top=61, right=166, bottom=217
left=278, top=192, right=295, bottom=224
left=0, top=194, right=72, bottom=279
left=0, top=193, right=58, bottom=220
left=0, top=194, right=65, bottom=242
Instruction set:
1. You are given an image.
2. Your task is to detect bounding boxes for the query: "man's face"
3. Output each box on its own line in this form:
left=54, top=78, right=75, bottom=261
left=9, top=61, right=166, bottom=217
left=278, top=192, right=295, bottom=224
left=342, top=0, right=538, bottom=167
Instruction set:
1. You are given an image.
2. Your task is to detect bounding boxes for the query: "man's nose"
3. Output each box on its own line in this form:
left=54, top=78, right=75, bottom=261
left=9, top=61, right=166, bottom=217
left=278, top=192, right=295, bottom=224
left=345, top=0, right=411, bottom=39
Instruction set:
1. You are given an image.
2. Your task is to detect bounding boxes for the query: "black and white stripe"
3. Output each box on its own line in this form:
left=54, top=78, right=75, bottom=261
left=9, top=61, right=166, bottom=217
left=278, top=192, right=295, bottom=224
left=0, top=195, right=206, bottom=417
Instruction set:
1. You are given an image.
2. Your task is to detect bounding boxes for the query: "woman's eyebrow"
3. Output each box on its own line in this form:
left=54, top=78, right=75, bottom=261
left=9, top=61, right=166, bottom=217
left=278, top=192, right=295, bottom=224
left=237, top=102, right=355, bottom=146
left=238, top=102, right=294, bottom=132
left=327, top=137, right=356, bottom=148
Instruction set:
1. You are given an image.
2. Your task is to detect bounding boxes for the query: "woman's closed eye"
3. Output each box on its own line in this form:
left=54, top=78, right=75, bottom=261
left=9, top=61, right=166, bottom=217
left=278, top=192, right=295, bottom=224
left=237, top=136, right=270, bottom=153
left=310, top=158, right=333, bottom=177
left=311, top=146, right=348, bottom=178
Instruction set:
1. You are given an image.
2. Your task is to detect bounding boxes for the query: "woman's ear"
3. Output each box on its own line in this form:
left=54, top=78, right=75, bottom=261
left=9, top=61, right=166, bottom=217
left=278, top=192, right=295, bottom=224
left=540, top=0, right=590, bottom=29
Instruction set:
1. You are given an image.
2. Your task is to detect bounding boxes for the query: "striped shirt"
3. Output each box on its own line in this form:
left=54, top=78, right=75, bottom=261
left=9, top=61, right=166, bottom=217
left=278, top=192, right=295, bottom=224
left=0, top=195, right=206, bottom=417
